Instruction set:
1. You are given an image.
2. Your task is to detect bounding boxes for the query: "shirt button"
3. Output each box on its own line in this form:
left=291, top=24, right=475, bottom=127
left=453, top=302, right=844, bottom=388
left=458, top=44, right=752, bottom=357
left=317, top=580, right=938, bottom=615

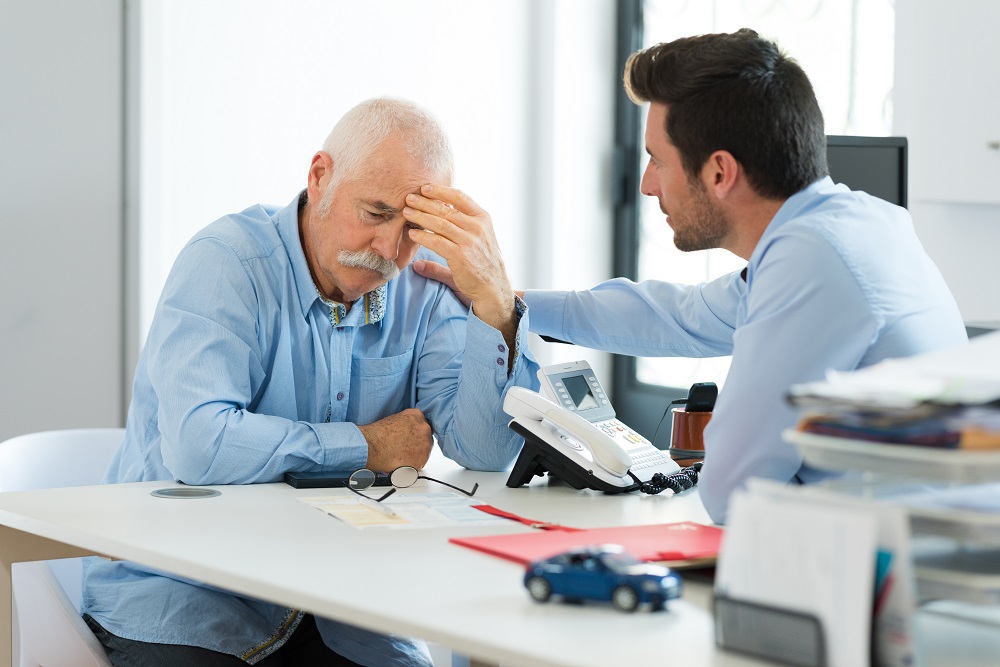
left=336, top=391, right=344, bottom=400
left=496, top=358, right=505, bottom=366
left=497, top=344, right=506, bottom=353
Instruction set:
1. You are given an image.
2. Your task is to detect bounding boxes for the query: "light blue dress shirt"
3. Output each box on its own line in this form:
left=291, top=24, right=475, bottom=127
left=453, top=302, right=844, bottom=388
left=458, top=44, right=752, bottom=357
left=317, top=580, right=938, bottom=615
left=524, top=177, right=967, bottom=523
left=82, top=192, right=538, bottom=666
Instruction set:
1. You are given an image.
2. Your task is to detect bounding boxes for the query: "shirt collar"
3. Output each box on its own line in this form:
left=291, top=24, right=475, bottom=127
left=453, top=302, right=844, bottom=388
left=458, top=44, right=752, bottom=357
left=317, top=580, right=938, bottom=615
left=757, top=176, right=837, bottom=243
left=313, top=284, right=388, bottom=326
left=749, top=176, right=839, bottom=264
left=274, top=190, right=388, bottom=325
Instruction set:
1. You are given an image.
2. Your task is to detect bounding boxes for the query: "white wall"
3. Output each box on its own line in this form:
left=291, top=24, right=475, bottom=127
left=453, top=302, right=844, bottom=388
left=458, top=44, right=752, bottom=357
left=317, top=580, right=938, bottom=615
left=0, top=0, right=124, bottom=442
left=909, top=202, right=998, bottom=323
left=6, top=0, right=996, bottom=448
left=133, top=0, right=617, bottom=382
left=0, top=0, right=617, bottom=444
left=894, top=0, right=1000, bottom=324
left=137, top=0, right=531, bottom=336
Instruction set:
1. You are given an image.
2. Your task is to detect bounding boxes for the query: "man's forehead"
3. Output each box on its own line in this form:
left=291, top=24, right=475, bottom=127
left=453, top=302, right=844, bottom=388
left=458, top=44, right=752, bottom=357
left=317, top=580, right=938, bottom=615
left=645, top=103, right=674, bottom=149
left=646, top=103, right=669, bottom=131
left=350, top=163, right=448, bottom=200
left=352, top=171, right=430, bottom=196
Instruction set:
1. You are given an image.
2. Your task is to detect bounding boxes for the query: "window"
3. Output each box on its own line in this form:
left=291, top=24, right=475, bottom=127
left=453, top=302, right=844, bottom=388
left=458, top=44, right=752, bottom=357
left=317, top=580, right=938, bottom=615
left=611, top=0, right=896, bottom=440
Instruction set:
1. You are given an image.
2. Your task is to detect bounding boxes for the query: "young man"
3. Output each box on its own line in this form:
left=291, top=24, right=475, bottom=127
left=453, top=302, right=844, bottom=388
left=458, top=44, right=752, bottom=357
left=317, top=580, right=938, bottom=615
left=83, top=98, right=538, bottom=666
left=410, top=29, right=966, bottom=523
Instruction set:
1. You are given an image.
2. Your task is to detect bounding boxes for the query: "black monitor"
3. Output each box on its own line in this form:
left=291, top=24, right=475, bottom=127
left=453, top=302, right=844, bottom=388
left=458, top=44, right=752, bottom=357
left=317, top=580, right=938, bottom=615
left=826, top=135, right=908, bottom=208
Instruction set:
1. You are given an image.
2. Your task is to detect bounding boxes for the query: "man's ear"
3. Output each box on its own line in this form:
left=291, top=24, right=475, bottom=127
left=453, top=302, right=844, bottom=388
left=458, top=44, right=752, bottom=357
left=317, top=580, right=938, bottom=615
left=307, top=151, right=334, bottom=204
left=704, top=150, right=740, bottom=200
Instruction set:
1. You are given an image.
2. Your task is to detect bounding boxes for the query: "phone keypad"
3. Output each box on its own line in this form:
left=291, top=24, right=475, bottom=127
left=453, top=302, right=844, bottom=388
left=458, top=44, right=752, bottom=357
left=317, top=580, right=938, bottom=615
left=598, top=419, right=646, bottom=442
left=594, top=418, right=673, bottom=470
left=629, top=448, right=673, bottom=470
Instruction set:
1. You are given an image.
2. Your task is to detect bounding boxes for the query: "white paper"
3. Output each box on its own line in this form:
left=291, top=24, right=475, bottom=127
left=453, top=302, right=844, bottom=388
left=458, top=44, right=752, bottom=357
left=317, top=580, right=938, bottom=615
left=716, top=486, right=879, bottom=667
left=299, top=491, right=509, bottom=530
left=742, top=480, right=919, bottom=667
left=788, top=330, right=1000, bottom=408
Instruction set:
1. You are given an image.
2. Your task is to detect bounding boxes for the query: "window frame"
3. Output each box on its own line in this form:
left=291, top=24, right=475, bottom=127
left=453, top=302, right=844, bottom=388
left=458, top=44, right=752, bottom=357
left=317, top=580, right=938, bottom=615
left=609, top=0, right=688, bottom=445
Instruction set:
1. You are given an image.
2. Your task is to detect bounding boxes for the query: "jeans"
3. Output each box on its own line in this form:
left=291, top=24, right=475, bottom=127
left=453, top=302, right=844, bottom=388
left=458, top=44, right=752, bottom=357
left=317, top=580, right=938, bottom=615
left=84, top=613, right=364, bottom=666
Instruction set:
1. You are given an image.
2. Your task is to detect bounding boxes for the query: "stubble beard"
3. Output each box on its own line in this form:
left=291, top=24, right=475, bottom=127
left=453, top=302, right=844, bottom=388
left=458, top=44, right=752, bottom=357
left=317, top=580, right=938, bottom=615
left=670, top=181, right=729, bottom=253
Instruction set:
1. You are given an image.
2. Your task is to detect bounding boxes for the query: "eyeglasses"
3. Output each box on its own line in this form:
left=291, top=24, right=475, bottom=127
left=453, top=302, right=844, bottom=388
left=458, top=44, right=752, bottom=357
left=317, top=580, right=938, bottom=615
left=345, top=466, right=478, bottom=502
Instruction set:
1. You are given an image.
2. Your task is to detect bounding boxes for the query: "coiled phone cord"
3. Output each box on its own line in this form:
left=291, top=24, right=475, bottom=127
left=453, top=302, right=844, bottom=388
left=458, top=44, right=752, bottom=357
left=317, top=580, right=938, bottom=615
left=627, top=461, right=703, bottom=495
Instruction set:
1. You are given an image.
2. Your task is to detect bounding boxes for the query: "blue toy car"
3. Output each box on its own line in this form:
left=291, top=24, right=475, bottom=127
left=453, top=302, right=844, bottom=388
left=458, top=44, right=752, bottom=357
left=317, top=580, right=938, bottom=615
left=523, top=544, right=682, bottom=612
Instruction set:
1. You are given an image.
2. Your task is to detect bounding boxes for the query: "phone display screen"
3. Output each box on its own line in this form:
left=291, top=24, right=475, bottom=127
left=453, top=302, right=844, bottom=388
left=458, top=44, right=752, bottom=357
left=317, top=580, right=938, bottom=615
left=562, top=375, right=599, bottom=411
left=539, top=361, right=616, bottom=422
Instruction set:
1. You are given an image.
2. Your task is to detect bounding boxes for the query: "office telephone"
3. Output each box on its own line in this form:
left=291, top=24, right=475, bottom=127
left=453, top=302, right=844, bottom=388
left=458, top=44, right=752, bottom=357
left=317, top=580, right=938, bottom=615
left=504, top=361, right=685, bottom=493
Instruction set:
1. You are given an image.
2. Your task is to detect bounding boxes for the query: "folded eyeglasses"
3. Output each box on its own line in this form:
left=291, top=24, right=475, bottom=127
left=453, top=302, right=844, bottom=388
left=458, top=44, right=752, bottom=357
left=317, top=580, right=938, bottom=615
left=345, top=466, right=478, bottom=502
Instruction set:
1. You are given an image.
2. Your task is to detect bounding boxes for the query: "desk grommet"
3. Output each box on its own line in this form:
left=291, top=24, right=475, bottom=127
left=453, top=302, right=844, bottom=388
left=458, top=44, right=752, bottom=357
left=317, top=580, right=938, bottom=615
left=151, top=488, right=221, bottom=499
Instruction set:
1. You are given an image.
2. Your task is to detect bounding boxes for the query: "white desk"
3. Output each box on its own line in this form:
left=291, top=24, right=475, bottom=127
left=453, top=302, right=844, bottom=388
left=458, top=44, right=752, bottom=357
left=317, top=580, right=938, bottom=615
left=2, top=454, right=999, bottom=667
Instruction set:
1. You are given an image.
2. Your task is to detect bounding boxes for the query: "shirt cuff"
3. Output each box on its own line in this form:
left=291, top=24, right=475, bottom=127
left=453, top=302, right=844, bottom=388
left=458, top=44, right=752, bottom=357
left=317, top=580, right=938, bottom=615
left=521, top=289, right=568, bottom=339
left=307, top=422, right=369, bottom=471
left=467, top=294, right=532, bottom=382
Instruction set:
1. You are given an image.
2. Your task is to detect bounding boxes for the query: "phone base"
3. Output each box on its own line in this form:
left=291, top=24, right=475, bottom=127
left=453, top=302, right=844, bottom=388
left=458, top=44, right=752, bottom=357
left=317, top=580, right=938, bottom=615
left=507, top=421, right=632, bottom=494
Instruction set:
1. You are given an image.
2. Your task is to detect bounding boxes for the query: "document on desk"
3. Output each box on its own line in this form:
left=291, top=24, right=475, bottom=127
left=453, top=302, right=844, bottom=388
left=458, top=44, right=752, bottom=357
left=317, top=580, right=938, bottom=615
left=717, top=487, right=877, bottom=667
left=717, top=480, right=916, bottom=667
left=299, top=493, right=510, bottom=530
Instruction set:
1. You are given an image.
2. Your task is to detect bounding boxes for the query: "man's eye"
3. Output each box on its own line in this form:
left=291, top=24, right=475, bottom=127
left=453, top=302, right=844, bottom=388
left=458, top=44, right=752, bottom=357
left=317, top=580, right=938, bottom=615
left=363, top=210, right=390, bottom=221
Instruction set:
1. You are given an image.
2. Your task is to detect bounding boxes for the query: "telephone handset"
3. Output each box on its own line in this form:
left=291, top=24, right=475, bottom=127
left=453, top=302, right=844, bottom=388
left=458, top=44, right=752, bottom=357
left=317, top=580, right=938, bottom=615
left=504, top=388, right=631, bottom=478
left=504, top=361, right=682, bottom=493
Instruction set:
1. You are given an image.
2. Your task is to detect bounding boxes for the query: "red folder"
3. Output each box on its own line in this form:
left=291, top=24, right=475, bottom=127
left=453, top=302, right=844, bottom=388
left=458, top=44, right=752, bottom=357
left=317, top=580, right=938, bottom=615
left=450, top=521, right=723, bottom=567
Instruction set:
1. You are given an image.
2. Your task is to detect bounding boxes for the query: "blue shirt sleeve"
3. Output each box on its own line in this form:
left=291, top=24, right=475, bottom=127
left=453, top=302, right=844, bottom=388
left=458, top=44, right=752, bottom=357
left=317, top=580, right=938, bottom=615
left=144, top=237, right=366, bottom=484
left=417, top=294, right=538, bottom=472
left=523, top=272, right=745, bottom=358
left=521, top=237, right=877, bottom=523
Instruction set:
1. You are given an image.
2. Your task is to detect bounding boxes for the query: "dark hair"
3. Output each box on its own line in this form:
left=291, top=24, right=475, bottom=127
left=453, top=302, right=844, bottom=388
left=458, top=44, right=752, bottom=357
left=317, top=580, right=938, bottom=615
left=625, top=28, right=827, bottom=199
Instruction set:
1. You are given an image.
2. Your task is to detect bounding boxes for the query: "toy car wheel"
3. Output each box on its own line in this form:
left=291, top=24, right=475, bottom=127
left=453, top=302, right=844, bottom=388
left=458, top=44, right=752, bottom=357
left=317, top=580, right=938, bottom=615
left=611, top=585, right=639, bottom=612
left=526, top=576, right=552, bottom=602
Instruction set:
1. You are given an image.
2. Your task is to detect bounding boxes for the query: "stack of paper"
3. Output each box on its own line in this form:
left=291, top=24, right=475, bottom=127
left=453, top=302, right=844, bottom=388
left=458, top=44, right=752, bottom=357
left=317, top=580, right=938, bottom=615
left=787, top=332, right=1000, bottom=449
left=788, top=331, right=1000, bottom=410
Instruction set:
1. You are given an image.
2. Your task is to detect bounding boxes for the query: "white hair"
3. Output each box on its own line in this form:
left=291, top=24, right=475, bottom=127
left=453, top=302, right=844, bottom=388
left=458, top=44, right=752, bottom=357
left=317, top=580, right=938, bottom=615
left=317, top=97, right=454, bottom=214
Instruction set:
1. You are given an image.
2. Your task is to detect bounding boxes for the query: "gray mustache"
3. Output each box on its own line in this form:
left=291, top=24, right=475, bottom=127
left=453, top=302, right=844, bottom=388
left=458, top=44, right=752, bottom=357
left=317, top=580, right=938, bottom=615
left=338, top=249, right=400, bottom=281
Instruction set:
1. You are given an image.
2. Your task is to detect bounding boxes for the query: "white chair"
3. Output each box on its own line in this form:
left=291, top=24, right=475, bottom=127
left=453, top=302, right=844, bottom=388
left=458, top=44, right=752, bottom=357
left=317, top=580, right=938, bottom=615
left=0, top=428, right=124, bottom=667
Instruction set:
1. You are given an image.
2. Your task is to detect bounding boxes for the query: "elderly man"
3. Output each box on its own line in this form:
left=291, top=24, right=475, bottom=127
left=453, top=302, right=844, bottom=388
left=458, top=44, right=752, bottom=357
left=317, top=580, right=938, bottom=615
left=82, top=98, right=538, bottom=666
left=411, top=29, right=966, bottom=524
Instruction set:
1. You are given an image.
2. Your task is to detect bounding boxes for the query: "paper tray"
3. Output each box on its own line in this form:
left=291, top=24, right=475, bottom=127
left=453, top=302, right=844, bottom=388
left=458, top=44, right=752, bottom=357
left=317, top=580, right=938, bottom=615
left=914, top=541, right=1000, bottom=605
left=908, top=507, right=1000, bottom=542
left=826, top=481, right=1000, bottom=542
left=784, top=429, right=1000, bottom=482
left=896, top=483, right=1000, bottom=542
